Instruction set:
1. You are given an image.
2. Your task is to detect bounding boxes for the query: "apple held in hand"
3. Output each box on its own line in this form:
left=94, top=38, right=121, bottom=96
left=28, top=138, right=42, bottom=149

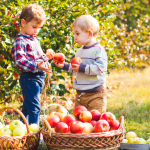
left=53, top=53, right=65, bottom=63
left=46, top=115, right=60, bottom=127
left=101, top=112, right=116, bottom=126
left=90, top=109, right=101, bottom=121
left=55, top=122, right=69, bottom=133
left=70, top=121, right=85, bottom=134
left=29, top=123, right=39, bottom=133
left=94, top=120, right=110, bottom=132
left=47, top=49, right=55, bottom=55
left=9, top=120, right=24, bottom=131
left=71, top=57, right=82, bottom=67
left=74, top=105, right=87, bottom=119
left=79, top=111, right=92, bottom=123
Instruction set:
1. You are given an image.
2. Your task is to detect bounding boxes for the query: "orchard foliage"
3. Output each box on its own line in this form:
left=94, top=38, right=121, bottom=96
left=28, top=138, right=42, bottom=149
left=0, top=0, right=150, bottom=101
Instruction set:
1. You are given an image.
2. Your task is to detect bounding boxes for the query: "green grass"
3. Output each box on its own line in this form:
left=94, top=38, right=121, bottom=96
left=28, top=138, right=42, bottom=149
left=106, top=67, right=150, bottom=140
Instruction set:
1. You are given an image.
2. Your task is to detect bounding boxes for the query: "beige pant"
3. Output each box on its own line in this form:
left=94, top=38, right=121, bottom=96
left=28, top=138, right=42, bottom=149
left=75, top=89, right=107, bottom=114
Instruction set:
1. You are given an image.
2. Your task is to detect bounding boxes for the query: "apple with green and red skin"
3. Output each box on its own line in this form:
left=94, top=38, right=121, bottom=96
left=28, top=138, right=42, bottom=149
left=100, top=112, right=116, bottom=126
left=46, top=115, right=60, bottom=127
left=63, top=114, right=76, bottom=126
left=90, top=109, right=101, bottom=121
left=79, top=110, right=92, bottom=123
left=71, top=57, right=82, bottom=67
left=109, top=120, right=120, bottom=130
left=70, top=121, right=85, bottom=134
left=94, top=120, right=110, bottom=132
left=74, top=105, right=87, bottom=119
left=53, top=53, right=65, bottom=64
left=13, top=71, right=19, bottom=79
left=55, top=122, right=69, bottom=133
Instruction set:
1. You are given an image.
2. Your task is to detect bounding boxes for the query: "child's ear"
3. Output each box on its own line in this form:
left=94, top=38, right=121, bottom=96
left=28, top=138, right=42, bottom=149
left=88, top=30, right=93, bottom=38
left=21, top=19, right=26, bottom=27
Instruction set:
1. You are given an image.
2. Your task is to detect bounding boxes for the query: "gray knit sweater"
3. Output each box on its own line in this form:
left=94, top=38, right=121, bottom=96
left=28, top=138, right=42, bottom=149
left=63, top=42, right=107, bottom=93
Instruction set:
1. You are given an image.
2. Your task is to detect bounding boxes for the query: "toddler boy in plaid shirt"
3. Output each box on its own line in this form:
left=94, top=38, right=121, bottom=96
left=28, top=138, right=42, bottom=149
left=11, top=4, right=52, bottom=125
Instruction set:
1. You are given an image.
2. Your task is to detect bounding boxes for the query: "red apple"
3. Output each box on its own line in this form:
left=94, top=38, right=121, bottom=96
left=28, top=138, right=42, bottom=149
left=100, top=112, right=116, bottom=126
left=13, top=72, right=19, bottom=79
left=54, top=112, right=66, bottom=121
left=90, top=120, right=97, bottom=127
left=83, top=123, right=94, bottom=134
left=53, top=53, right=65, bottom=63
left=55, top=122, right=69, bottom=133
left=46, top=115, right=60, bottom=127
left=70, top=121, right=85, bottom=134
left=109, top=120, right=120, bottom=130
left=0, top=54, right=4, bottom=61
left=71, top=57, right=82, bottom=67
left=94, top=120, right=110, bottom=132
left=74, top=105, right=87, bottom=119
left=90, top=109, right=101, bottom=121
left=63, top=114, right=76, bottom=126
left=79, top=111, right=92, bottom=123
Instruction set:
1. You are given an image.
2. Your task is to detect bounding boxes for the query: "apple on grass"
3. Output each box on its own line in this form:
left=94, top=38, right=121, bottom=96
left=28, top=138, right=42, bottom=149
left=70, top=121, right=85, bottom=134
left=55, top=122, right=69, bottom=133
left=74, top=105, right=87, bottom=119
left=79, top=110, right=92, bottom=123
left=0, top=127, right=12, bottom=136
left=90, top=109, right=101, bottom=121
left=29, top=123, right=39, bottom=133
left=100, top=112, right=116, bottom=126
left=9, top=120, right=24, bottom=132
left=94, top=120, right=110, bottom=132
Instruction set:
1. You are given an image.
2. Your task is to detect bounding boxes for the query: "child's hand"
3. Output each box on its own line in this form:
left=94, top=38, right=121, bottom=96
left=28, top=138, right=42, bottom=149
left=46, top=49, right=55, bottom=60
left=72, top=64, right=79, bottom=72
left=53, top=60, right=64, bottom=68
left=38, top=61, right=52, bottom=73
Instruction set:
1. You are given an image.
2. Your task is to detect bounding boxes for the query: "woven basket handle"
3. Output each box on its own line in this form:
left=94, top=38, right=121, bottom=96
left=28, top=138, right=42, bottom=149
left=119, top=116, right=124, bottom=128
left=42, top=103, right=69, bottom=116
left=0, top=107, right=30, bottom=134
left=42, top=117, right=52, bottom=137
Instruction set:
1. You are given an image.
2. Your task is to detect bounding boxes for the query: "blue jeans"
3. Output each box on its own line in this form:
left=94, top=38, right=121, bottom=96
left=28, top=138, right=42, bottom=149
left=19, top=72, right=46, bottom=125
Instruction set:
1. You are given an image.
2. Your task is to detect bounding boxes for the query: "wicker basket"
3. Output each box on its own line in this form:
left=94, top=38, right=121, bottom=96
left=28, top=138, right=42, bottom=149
left=42, top=115, right=125, bottom=150
left=0, top=107, right=41, bottom=150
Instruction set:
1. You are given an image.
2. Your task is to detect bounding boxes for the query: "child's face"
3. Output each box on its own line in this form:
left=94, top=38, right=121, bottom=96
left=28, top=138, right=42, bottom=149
left=73, top=26, right=90, bottom=46
left=21, top=19, right=43, bottom=36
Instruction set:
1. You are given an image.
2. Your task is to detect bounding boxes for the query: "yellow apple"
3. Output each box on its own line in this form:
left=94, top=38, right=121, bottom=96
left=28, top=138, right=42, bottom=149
left=135, top=138, right=146, bottom=144
left=146, top=138, right=150, bottom=144
left=29, top=123, right=39, bottom=133
left=0, top=127, right=12, bottom=136
left=9, top=120, right=24, bottom=131
left=126, top=131, right=137, bottom=140
left=83, top=122, right=94, bottom=134
left=121, top=139, right=128, bottom=143
left=13, top=127, right=26, bottom=136
left=128, top=138, right=135, bottom=143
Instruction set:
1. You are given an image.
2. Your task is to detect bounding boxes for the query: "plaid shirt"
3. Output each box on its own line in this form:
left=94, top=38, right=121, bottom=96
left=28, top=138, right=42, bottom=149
left=11, top=33, right=49, bottom=73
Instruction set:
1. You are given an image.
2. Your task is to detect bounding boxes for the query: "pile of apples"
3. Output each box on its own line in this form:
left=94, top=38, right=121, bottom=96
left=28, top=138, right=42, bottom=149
left=0, top=120, right=39, bottom=137
left=121, top=131, right=150, bottom=144
left=46, top=105, right=121, bottom=134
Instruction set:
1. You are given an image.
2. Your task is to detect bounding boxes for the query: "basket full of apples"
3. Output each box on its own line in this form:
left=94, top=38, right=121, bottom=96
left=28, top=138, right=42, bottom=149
left=0, top=107, right=41, bottom=150
left=42, top=105, right=125, bottom=149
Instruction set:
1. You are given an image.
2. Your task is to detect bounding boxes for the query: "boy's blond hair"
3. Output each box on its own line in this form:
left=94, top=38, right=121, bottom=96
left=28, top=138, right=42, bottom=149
left=73, top=15, right=99, bottom=37
left=19, top=3, right=46, bottom=25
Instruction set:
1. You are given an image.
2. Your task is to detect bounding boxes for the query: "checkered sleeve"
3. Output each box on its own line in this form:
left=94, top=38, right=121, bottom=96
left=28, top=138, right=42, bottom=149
left=11, top=38, right=39, bottom=72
